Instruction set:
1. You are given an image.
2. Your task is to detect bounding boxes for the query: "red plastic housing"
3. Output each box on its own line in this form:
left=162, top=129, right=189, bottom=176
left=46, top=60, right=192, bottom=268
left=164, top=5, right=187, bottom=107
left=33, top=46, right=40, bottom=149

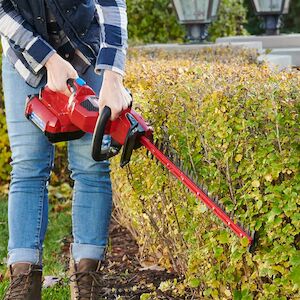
left=25, top=89, right=79, bottom=134
left=25, top=81, right=99, bottom=139
left=104, top=109, right=153, bottom=146
left=25, top=79, right=152, bottom=145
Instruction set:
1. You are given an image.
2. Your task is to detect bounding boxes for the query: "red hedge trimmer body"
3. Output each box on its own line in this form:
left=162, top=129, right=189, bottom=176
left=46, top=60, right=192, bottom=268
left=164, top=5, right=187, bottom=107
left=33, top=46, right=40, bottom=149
left=25, top=78, right=99, bottom=142
left=25, top=78, right=256, bottom=251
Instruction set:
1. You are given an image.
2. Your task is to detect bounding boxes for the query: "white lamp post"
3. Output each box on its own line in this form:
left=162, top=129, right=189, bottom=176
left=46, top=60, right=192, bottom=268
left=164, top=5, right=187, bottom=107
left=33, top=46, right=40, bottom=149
left=251, top=0, right=291, bottom=35
left=172, top=0, right=220, bottom=42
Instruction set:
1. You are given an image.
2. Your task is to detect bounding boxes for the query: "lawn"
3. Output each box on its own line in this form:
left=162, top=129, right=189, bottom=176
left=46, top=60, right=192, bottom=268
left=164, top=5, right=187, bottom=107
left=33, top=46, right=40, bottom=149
left=0, top=196, right=72, bottom=299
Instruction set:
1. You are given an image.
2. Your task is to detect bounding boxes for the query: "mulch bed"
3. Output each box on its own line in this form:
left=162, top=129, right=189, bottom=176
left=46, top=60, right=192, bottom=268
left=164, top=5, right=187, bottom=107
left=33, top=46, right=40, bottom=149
left=60, top=219, right=185, bottom=299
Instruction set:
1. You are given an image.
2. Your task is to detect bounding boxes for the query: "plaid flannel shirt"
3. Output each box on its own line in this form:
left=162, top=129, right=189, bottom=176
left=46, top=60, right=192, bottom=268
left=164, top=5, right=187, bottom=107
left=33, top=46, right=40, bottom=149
left=0, top=0, right=128, bottom=87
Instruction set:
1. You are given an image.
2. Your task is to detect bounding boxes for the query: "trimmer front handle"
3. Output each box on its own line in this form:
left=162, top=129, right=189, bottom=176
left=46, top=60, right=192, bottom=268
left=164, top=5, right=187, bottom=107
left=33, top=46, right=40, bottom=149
left=91, top=106, right=153, bottom=166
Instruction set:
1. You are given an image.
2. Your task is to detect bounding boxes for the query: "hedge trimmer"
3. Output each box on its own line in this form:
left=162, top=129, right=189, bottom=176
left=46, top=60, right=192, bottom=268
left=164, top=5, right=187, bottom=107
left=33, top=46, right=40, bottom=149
left=25, top=78, right=256, bottom=251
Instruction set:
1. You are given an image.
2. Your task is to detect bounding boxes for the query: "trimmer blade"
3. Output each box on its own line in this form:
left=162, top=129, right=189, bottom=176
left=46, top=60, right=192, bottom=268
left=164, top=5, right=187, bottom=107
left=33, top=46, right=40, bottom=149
left=139, top=136, right=255, bottom=249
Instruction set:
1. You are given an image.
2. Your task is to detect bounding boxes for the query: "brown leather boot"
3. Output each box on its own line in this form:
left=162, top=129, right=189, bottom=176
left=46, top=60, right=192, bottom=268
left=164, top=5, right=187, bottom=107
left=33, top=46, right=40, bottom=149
left=69, top=258, right=102, bottom=300
left=2, top=263, right=42, bottom=300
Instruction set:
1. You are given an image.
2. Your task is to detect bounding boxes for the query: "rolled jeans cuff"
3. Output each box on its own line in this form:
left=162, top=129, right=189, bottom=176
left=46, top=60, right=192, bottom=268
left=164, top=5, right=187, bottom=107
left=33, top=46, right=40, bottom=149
left=71, top=243, right=106, bottom=262
left=7, top=248, right=42, bottom=266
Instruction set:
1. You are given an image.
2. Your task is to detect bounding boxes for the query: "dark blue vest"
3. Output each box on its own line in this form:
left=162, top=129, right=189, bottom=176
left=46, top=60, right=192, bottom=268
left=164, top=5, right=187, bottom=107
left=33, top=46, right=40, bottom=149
left=11, top=0, right=100, bottom=63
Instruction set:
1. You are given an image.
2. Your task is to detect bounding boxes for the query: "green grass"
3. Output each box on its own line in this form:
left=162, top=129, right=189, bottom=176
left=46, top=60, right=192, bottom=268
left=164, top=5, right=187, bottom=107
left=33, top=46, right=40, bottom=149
left=0, top=198, right=8, bottom=273
left=0, top=196, right=72, bottom=299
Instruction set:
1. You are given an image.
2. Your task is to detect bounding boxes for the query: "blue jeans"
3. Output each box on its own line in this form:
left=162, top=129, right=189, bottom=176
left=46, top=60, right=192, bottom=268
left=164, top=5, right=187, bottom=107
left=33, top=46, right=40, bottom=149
left=2, top=56, right=112, bottom=266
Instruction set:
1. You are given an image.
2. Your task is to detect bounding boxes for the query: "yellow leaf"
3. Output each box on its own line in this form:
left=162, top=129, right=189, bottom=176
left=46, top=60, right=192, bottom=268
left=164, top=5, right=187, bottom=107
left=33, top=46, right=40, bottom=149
left=252, top=180, right=260, bottom=188
left=235, top=154, right=243, bottom=162
left=224, top=289, right=231, bottom=297
left=178, top=68, right=184, bottom=74
left=241, top=237, right=249, bottom=247
left=264, top=174, right=273, bottom=182
left=220, top=106, right=226, bottom=112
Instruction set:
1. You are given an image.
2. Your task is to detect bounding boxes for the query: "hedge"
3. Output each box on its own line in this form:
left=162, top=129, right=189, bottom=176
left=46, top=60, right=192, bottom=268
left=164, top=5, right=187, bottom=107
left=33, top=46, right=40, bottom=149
left=0, top=47, right=299, bottom=298
left=111, top=47, right=300, bottom=299
left=0, top=54, right=11, bottom=190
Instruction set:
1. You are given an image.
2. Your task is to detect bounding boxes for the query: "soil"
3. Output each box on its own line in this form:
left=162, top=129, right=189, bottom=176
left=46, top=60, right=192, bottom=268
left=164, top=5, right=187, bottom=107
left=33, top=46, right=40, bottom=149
left=62, top=219, right=185, bottom=300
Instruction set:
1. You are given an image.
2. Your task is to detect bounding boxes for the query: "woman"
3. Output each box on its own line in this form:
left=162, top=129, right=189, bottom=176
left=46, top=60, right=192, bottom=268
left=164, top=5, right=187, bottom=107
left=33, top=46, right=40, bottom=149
left=0, top=0, right=131, bottom=299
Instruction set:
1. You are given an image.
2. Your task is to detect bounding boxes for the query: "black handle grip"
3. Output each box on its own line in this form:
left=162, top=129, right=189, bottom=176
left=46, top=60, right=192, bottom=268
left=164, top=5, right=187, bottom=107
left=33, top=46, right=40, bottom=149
left=66, top=78, right=77, bottom=93
left=92, top=106, right=111, bottom=161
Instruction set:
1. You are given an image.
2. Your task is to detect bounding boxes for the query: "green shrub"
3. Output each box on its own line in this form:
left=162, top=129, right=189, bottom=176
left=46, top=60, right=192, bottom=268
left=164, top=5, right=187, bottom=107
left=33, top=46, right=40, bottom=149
left=127, top=0, right=248, bottom=44
left=209, top=0, right=248, bottom=41
left=0, top=108, right=10, bottom=189
left=245, top=0, right=300, bottom=35
left=283, top=1, right=300, bottom=34
left=127, top=0, right=184, bottom=44
left=111, top=47, right=300, bottom=299
left=0, top=54, right=11, bottom=192
left=127, top=0, right=300, bottom=44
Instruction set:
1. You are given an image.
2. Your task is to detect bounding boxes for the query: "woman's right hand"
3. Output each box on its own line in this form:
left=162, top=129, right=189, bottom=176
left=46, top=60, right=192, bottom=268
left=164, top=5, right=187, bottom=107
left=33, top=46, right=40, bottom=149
left=45, top=53, right=78, bottom=95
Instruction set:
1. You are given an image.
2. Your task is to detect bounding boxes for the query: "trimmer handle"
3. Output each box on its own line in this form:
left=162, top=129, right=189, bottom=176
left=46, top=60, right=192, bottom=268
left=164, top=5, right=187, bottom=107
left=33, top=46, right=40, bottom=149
left=91, top=106, right=112, bottom=161
left=66, top=77, right=87, bottom=94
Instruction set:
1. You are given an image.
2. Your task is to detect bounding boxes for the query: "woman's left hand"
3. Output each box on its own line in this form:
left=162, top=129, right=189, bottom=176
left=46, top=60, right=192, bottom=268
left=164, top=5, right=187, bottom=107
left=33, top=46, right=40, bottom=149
left=98, top=70, right=132, bottom=120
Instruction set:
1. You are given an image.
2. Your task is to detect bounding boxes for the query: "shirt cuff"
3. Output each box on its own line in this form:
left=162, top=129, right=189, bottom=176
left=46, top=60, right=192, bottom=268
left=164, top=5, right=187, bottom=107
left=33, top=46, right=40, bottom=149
left=22, top=36, right=56, bottom=74
left=95, top=47, right=126, bottom=77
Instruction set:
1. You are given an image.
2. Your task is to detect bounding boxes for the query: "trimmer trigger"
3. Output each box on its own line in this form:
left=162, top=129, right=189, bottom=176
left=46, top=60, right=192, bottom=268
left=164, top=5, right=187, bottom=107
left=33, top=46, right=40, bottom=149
left=120, top=113, right=145, bottom=167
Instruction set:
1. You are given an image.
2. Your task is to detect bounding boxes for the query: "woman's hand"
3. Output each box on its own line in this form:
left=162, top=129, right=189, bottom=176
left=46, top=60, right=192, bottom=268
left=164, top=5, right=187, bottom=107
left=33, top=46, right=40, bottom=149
left=45, top=53, right=78, bottom=95
left=99, top=70, right=132, bottom=120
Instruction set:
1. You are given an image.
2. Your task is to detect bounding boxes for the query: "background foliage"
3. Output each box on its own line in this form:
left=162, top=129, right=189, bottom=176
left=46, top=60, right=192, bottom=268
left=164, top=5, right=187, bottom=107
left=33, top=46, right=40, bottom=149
left=209, top=0, right=248, bottom=41
left=126, top=0, right=184, bottom=44
left=283, top=0, right=300, bottom=34
left=126, top=0, right=248, bottom=43
left=126, top=0, right=300, bottom=44
left=245, top=0, right=300, bottom=35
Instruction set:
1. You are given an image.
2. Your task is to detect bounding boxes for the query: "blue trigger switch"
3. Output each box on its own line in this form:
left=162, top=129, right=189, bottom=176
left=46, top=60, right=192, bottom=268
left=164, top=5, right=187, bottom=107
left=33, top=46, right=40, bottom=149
left=75, top=78, right=86, bottom=86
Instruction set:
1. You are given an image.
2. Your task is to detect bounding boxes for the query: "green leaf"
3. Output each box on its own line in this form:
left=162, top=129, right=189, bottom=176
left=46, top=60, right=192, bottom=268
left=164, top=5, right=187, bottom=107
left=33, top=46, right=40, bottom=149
left=233, top=290, right=241, bottom=300
left=256, top=199, right=263, bottom=210
left=140, top=293, right=152, bottom=300
left=290, top=265, right=300, bottom=286
left=189, top=278, right=201, bottom=288
left=217, top=231, right=229, bottom=244
left=241, top=289, right=253, bottom=300
left=241, top=237, right=249, bottom=247
left=214, top=246, right=224, bottom=258
left=290, top=253, right=300, bottom=266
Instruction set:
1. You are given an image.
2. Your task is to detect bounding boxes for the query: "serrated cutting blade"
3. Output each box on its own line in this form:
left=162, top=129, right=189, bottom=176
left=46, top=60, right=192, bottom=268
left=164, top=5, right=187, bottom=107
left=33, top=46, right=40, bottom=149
left=139, top=136, right=255, bottom=250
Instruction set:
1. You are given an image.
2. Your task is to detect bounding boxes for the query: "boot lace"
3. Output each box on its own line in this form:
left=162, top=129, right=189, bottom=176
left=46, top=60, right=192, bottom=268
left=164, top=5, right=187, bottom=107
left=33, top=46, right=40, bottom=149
left=69, top=271, right=103, bottom=299
left=3, top=271, right=35, bottom=300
